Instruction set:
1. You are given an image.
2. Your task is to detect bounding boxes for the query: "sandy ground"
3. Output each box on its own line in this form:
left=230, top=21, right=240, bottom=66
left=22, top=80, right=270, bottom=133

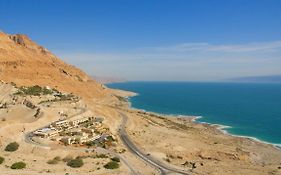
left=0, top=83, right=133, bottom=175
left=122, top=109, right=281, bottom=175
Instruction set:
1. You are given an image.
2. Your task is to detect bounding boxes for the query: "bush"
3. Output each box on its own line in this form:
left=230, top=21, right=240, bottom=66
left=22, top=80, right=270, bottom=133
left=42, top=87, right=53, bottom=95
left=5, top=142, right=19, bottom=152
left=85, top=141, right=96, bottom=147
left=10, top=162, right=26, bottom=169
left=107, top=135, right=115, bottom=142
left=95, top=154, right=108, bottom=158
left=104, top=161, right=119, bottom=169
left=67, top=158, right=83, bottom=168
left=0, top=156, right=4, bottom=164
left=111, top=157, right=120, bottom=162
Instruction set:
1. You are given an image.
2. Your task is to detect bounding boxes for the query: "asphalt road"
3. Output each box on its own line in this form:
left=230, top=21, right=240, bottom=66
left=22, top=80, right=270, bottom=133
left=24, top=103, right=87, bottom=147
left=24, top=102, right=138, bottom=174
left=118, top=112, right=191, bottom=175
left=24, top=100, right=191, bottom=175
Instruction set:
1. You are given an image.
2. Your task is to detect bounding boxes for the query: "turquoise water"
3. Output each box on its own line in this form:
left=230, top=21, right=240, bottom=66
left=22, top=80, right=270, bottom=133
left=108, top=82, right=281, bottom=146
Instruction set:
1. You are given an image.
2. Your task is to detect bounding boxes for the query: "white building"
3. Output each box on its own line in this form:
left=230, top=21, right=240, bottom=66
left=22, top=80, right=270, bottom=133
left=33, top=128, right=59, bottom=138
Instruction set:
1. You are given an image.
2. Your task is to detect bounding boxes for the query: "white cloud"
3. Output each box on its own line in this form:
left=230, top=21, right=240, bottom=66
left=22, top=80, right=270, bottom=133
left=56, top=40, right=281, bottom=81
left=150, top=41, right=281, bottom=53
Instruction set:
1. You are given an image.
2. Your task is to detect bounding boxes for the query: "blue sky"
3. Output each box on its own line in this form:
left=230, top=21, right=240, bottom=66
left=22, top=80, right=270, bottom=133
left=1, top=0, right=281, bottom=81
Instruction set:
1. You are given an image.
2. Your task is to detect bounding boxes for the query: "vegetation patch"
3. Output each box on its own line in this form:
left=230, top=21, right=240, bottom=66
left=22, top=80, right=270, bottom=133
left=104, top=160, right=119, bottom=169
left=15, top=85, right=54, bottom=96
left=5, top=142, right=19, bottom=152
left=111, top=157, right=120, bottom=162
left=95, top=154, right=108, bottom=159
left=66, top=158, right=84, bottom=168
left=0, top=156, right=4, bottom=164
left=57, top=94, right=75, bottom=101
left=10, top=162, right=26, bottom=169
left=85, top=141, right=96, bottom=147
left=38, top=94, right=76, bottom=104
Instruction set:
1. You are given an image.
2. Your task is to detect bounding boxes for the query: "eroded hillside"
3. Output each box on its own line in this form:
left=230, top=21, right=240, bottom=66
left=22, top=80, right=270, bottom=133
left=0, top=32, right=112, bottom=101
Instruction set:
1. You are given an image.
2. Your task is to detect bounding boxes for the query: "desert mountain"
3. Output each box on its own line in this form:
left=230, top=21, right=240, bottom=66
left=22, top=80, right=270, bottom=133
left=0, top=32, right=111, bottom=100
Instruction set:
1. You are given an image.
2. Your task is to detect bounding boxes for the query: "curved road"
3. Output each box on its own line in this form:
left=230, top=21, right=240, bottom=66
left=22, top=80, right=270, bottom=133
left=24, top=102, right=138, bottom=175
left=25, top=103, right=87, bottom=147
left=24, top=100, right=191, bottom=175
left=118, top=112, right=191, bottom=175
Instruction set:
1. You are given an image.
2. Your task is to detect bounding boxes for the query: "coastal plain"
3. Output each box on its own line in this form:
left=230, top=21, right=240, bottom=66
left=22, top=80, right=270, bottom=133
left=0, top=32, right=281, bottom=175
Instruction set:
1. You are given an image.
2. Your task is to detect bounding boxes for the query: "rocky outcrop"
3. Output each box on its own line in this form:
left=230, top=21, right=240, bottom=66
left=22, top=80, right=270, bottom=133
left=9, top=34, right=26, bottom=46
left=8, top=34, right=50, bottom=55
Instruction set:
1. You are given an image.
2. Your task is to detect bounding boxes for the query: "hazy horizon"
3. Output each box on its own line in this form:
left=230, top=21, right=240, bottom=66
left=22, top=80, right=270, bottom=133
left=1, top=0, right=281, bottom=81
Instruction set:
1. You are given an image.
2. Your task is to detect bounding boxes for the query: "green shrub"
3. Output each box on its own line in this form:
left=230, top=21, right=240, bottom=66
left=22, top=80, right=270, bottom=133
left=104, top=161, right=119, bottom=169
left=67, top=158, right=84, bottom=168
left=15, top=85, right=53, bottom=96
left=106, top=135, right=115, bottom=142
left=111, top=157, right=120, bottom=162
left=5, top=142, right=19, bottom=152
left=10, top=162, right=26, bottom=169
left=95, top=154, right=108, bottom=158
left=42, top=87, right=53, bottom=95
left=85, top=141, right=95, bottom=147
left=20, top=85, right=41, bottom=96
left=0, top=156, right=4, bottom=164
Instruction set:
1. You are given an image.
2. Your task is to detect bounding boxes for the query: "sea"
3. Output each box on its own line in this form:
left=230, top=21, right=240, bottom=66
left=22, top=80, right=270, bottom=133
left=107, top=82, right=281, bottom=147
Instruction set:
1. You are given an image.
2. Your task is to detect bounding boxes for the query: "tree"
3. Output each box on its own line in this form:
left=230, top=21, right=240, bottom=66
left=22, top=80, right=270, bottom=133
left=66, top=158, right=83, bottom=168
left=5, top=142, right=19, bottom=152
left=0, top=156, right=4, bottom=164
left=111, top=157, right=120, bottom=162
left=11, top=162, right=26, bottom=169
left=104, top=161, right=119, bottom=169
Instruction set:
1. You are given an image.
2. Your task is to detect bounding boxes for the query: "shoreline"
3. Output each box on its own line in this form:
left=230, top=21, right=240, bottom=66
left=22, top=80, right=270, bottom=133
left=195, top=118, right=281, bottom=150
left=122, top=92, right=281, bottom=151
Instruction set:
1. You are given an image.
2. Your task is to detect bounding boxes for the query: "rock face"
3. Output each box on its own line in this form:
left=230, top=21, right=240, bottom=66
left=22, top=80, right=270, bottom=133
left=9, top=34, right=26, bottom=46
left=0, top=32, right=110, bottom=100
